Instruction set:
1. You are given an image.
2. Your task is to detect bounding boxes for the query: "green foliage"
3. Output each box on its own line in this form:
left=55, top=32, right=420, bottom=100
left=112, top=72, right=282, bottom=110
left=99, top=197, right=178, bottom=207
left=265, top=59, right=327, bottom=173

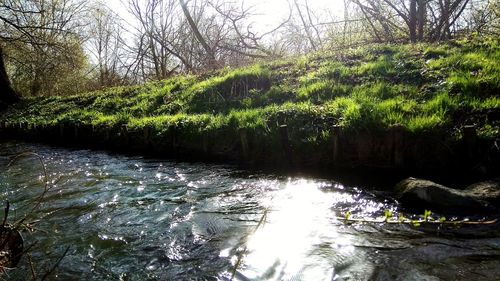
left=184, top=65, right=271, bottom=113
left=344, top=211, right=351, bottom=222
left=423, top=45, right=449, bottom=58
left=315, top=61, right=352, bottom=81
left=423, top=210, right=432, bottom=222
left=423, top=92, right=457, bottom=114
left=297, top=81, right=348, bottom=103
left=6, top=35, right=90, bottom=96
left=228, top=109, right=267, bottom=130
left=324, top=97, right=361, bottom=127
left=384, top=209, right=393, bottom=222
left=376, top=98, right=417, bottom=126
left=478, top=124, right=500, bottom=138
left=427, top=42, right=500, bottom=99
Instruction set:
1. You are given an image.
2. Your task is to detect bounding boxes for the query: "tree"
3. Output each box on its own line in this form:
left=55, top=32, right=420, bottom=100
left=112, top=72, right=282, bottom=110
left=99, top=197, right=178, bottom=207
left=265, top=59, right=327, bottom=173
left=270, top=0, right=333, bottom=54
left=350, top=0, right=472, bottom=42
left=293, top=0, right=320, bottom=50
left=210, top=0, right=290, bottom=60
left=1, top=0, right=88, bottom=96
left=127, top=0, right=188, bottom=80
left=87, top=3, right=128, bottom=88
left=466, top=0, right=500, bottom=36
left=125, top=0, right=290, bottom=78
left=0, top=44, right=18, bottom=107
left=179, top=0, right=217, bottom=68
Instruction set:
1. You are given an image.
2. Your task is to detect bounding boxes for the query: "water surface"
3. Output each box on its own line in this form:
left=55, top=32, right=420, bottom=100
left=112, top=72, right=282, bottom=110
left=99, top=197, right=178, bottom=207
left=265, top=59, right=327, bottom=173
left=0, top=141, right=499, bottom=280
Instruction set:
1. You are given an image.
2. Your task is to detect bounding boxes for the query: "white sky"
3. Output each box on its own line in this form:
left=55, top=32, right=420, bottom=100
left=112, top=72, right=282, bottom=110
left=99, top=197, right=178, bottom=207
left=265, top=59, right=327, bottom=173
left=106, top=0, right=345, bottom=33
left=236, top=0, right=345, bottom=30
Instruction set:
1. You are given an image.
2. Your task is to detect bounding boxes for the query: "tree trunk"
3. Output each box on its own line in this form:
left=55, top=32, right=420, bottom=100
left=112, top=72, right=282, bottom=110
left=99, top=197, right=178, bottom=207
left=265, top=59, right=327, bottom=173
left=442, top=0, right=451, bottom=40
left=417, top=0, right=426, bottom=41
left=409, top=0, right=418, bottom=42
left=294, top=0, right=317, bottom=51
left=0, top=46, right=19, bottom=107
left=179, top=0, right=217, bottom=69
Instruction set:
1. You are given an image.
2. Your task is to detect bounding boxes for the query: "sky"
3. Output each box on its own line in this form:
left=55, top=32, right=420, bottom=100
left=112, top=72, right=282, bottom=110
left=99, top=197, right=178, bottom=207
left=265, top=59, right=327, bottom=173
left=106, top=0, right=345, bottom=34
left=235, top=0, right=345, bottom=30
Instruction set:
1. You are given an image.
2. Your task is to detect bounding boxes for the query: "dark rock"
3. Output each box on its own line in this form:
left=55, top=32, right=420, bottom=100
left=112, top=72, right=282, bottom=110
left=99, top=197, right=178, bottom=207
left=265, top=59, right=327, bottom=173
left=394, top=178, right=491, bottom=214
left=464, top=179, right=500, bottom=205
left=0, top=226, right=23, bottom=268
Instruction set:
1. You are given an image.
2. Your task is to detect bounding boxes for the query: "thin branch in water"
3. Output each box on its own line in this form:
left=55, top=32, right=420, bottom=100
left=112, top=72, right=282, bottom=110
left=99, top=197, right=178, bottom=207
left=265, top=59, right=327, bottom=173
left=40, top=246, right=70, bottom=281
left=27, top=254, right=37, bottom=281
left=230, top=208, right=268, bottom=281
left=7, top=152, right=52, bottom=228
left=2, top=201, right=9, bottom=228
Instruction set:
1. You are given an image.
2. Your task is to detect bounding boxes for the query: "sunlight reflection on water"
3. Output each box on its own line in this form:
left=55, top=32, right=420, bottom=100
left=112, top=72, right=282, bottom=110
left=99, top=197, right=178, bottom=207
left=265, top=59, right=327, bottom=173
left=233, top=179, right=362, bottom=281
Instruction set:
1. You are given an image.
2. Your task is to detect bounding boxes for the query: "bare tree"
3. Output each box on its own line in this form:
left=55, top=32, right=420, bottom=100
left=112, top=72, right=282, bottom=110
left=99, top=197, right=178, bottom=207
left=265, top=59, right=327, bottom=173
left=350, top=0, right=473, bottom=42
left=124, top=0, right=293, bottom=79
left=179, top=0, right=217, bottom=68
left=466, top=0, right=500, bottom=36
left=87, top=3, right=127, bottom=88
left=127, top=0, right=185, bottom=80
left=273, top=0, right=333, bottom=54
left=428, top=0, right=471, bottom=40
left=293, top=0, right=319, bottom=50
left=210, top=0, right=290, bottom=60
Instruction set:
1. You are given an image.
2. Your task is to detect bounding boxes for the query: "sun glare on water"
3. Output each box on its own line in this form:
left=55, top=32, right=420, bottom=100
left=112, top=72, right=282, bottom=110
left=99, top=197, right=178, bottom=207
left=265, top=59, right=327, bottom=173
left=232, top=179, right=356, bottom=281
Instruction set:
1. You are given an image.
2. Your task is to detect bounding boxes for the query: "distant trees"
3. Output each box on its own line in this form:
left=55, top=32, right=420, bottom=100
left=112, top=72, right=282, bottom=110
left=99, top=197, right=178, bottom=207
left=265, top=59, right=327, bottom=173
left=127, top=0, right=184, bottom=80
left=86, top=3, right=127, bottom=88
left=124, top=0, right=289, bottom=81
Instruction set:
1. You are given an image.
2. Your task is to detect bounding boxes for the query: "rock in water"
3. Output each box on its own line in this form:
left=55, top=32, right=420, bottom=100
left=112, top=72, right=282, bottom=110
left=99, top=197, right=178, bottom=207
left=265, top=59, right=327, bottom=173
left=464, top=179, right=500, bottom=205
left=394, top=178, right=491, bottom=214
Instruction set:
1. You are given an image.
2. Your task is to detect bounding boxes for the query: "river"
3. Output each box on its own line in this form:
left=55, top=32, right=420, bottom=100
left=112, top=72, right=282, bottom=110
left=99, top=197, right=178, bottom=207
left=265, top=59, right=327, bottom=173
left=0, top=141, right=499, bottom=280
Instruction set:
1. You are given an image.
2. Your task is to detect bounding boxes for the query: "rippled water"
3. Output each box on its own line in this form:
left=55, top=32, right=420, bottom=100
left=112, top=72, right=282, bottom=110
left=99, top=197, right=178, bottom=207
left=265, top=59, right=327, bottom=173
left=0, top=141, right=499, bottom=280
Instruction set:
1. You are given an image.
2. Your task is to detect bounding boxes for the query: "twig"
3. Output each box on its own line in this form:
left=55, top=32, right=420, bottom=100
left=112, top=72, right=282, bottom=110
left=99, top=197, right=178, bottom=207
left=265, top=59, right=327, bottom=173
left=2, top=201, right=9, bottom=227
left=20, top=242, right=38, bottom=259
left=27, top=254, right=37, bottom=281
left=40, top=246, right=70, bottom=281
left=336, top=217, right=498, bottom=225
left=7, top=152, right=52, bottom=228
left=230, top=209, right=268, bottom=280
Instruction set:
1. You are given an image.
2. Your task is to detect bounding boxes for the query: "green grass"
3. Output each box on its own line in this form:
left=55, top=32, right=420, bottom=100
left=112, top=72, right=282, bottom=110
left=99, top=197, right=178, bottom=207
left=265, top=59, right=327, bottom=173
left=356, top=55, right=396, bottom=76
left=1, top=37, right=499, bottom=147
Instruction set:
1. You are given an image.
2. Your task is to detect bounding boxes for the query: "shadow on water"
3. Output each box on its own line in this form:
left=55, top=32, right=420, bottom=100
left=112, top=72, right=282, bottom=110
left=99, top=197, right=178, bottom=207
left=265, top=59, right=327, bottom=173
left=0, top=140, right=499, bottom=280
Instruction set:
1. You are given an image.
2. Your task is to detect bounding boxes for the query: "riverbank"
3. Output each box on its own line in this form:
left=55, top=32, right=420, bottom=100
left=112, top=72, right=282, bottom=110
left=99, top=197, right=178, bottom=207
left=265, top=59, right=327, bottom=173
left=1, top=37, right=499, bottom=180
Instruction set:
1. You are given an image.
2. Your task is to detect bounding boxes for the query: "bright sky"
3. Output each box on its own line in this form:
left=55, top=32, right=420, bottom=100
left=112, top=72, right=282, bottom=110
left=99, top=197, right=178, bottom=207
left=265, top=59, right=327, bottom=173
left=106, top=0, right=345, bottom=34
left=239, top=0, right=345, bottom=30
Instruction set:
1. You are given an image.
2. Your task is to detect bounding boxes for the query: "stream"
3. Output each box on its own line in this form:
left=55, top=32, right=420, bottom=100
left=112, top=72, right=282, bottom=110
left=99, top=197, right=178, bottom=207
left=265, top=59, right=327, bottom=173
left=0, top=141, right=499, bottom=280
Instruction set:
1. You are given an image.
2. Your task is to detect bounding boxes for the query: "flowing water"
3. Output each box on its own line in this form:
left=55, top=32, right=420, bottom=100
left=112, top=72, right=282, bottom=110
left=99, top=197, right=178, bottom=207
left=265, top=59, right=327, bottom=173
left=0, top=141, right=499, bottom=281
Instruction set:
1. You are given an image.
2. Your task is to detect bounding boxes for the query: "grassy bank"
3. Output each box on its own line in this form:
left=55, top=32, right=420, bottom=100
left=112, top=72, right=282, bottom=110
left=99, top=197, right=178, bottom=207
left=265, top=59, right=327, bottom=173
left=1, top=37, right=499, bottom=175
